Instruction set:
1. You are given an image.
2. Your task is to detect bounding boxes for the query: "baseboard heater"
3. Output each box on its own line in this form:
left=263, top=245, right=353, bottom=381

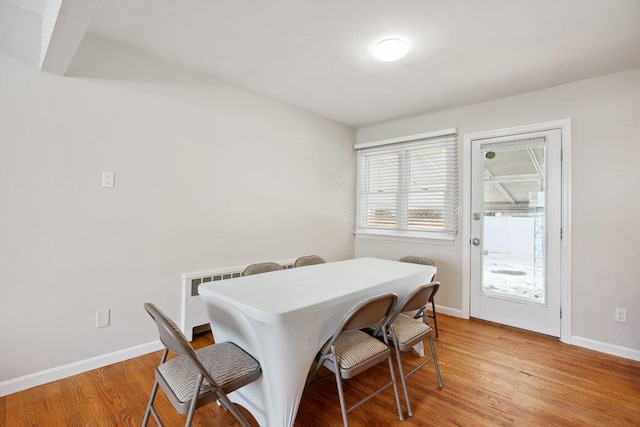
left=181, top=260, right=294, bottom=341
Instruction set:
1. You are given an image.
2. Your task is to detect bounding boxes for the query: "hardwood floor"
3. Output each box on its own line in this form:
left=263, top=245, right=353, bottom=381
left=2, top=315, right=639, bottom=426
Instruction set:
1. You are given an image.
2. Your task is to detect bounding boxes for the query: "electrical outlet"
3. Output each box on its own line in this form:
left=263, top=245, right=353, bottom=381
left=614, top=307, right=626, bottom=323
left=102, top=172, right=115, bottom=188
left=96, top=309, right=111, bottom=328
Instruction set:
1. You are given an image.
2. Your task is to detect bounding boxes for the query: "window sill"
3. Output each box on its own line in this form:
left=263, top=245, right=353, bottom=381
left=354, top=229, right=455, bottom=245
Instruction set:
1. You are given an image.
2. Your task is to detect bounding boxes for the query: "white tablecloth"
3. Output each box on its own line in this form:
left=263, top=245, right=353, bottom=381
left=198, top=257, right=436, bottom=427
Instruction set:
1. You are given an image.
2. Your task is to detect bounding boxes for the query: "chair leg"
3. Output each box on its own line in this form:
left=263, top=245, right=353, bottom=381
left=428, top=336, right=443, bottom=388
left=393, top=345, right=412, bottom=417
left=305, top=356, right=325, bottom=389
left=386, top=351, right=405, bottom=421
left=219, top=395, right=252, bottom=427
left=388, top=327, right=410, bottom=418
left=142, top=379, right=160, bottom=427
left=332, top=356, right=350, bottom=427
left=185, top=375, right=204, bottom=427
left=431, top=300, right=439, bottom=338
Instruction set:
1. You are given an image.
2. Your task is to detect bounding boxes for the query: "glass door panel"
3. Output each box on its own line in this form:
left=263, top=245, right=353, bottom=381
left=480, top=141, right=546, bottom=304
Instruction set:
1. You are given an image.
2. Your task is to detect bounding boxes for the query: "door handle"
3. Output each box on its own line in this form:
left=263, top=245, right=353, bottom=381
left=472, top=238, right=481, bottom=246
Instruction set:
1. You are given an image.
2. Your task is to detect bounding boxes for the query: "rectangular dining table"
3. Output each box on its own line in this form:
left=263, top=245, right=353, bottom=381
left=198, top=257, right=437, bottom=427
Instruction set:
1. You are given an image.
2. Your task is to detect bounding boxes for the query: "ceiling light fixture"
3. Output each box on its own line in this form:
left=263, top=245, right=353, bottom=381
left=372, top=38, right=409, bottom=62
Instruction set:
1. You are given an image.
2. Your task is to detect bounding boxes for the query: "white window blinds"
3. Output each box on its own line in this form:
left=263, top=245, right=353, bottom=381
left=355, top=129, right=458, bottom=238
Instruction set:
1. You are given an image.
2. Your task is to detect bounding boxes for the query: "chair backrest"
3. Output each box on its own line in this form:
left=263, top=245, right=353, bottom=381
left=144, top=303, right=195, bottom=356
left=399, top=282, right=439, bottom=314
left=342, top=293, right=398, bottom=332
left=294, top=255, right=326, bottom=268
left=399, top=255, right=435, bottom=267
left=144, top=303, right=222, bottom=389
left=242, top=262, right=284, bottom=276
left=321, top=293, right=397, bottom=359
left=379, top=282, right=440, bottom=334
left=399, top=255, right=437, bottom=281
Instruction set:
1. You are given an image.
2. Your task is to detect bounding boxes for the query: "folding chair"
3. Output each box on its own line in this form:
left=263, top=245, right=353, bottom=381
left=306, top=293, right=404, bottom=426
left=294, top=255, right=326, bottom=267
left=242, top=261, right=284, bottom=276
left=142, top=303, right=261, bottom=426
left=399, top=255, right=440, bottom=337
left=371, top=282, right=443, bottom=417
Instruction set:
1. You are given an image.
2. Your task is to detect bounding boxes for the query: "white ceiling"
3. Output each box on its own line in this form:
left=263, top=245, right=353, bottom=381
left=13, top=0, right=640, bottom=127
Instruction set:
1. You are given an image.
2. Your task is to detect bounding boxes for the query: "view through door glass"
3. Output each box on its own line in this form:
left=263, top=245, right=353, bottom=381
left=481, top=140, right=546, bottom=304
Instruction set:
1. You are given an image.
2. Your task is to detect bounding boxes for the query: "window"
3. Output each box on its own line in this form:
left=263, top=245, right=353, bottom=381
left=355, top=129, right=458, bottom=240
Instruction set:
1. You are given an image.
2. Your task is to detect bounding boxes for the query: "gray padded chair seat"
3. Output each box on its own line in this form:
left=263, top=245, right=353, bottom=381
left=320, top=329, right=389, bottom=370
left=390, top=313, right=431, bottom=348
left=158, top=342, right=261, bottom=403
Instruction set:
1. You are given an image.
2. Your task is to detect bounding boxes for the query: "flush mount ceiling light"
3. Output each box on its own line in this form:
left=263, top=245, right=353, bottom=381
left=372, top=38, right=409, bottom=62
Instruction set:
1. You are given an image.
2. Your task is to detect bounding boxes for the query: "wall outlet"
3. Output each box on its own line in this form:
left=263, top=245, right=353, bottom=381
left=614, top=307, right=627, bottom=323
left=102, top=172, right=115, bottom=188
left=96, top=309, right=111, bottom=328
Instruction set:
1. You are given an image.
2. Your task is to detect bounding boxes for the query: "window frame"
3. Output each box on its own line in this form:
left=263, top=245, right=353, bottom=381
left=354, top=128, right=458, bottom=241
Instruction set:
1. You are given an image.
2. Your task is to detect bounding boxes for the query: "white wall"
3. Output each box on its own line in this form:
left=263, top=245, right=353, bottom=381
left=0, top=34, right=355, bottom=384
left=357, top=68, right=640, bottom=353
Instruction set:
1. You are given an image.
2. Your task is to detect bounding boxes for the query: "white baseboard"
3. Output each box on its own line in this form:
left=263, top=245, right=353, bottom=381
left=6, top=319, right=634, bottom=399
left=571, top=336, right=640, bottom=362
left=0, top=340, right=163, bottom=397
left=434, top=304, right=465, bottom=318
left=438, top=308, right=640, bottom=362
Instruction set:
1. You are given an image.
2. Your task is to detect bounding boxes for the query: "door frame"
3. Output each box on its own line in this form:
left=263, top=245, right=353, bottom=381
left=461, top=119, right=572, bottom=343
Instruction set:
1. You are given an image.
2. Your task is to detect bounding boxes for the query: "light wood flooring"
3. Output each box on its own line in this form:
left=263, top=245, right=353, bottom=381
left=2, top=315, right=639, bottom=426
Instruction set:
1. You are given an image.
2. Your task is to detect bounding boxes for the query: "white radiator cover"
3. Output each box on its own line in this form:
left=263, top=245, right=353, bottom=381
left=181, top=260, right=294, bottom=340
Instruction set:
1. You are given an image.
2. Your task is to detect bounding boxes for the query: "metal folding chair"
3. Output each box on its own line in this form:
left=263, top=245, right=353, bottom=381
left=142, top=303, right=261, bottom=427
left=399, top=255, right=440, bottom=337
left=294, top=255, right=326, bottom=267
left=306, top=293, right=404, bottom=426
left=371, top=282, right=443, bottom=417
left=242, top=261, right=284, bottom=276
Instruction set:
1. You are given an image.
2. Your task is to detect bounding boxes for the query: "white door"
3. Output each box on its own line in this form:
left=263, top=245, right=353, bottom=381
left=470, top=129, right=562, bottom=336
